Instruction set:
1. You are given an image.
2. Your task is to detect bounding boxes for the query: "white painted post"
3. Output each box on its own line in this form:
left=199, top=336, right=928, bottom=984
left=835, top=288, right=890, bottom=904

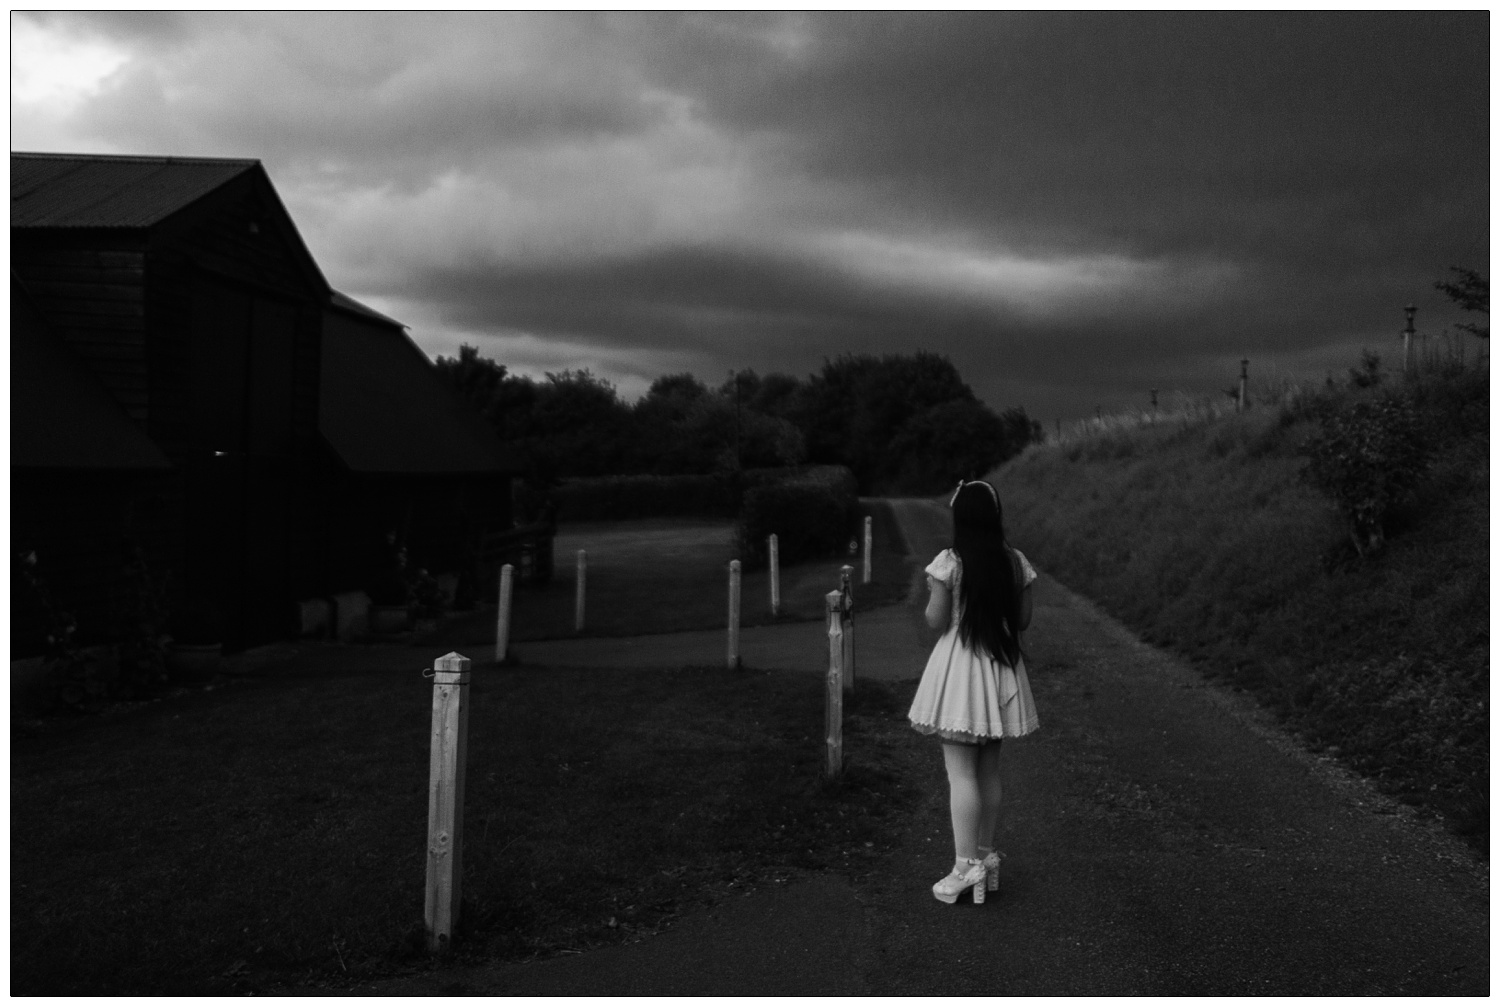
left=769, top=534, right=780, bottom=616
left=574, top=549, right=586, bottom=633
left=840, top=565, right=855, bottom=691
left=727, top=559, right=742, bottom=669
left=494, top=563, right=514, bottom=664
left=862, top=516, right=872, bottom=584
left=825, top=590, right=844, bottom=778
left=425, top=652, right=472, bottom=952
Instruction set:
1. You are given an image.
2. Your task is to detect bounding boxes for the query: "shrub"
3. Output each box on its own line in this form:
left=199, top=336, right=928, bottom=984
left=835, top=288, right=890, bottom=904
left=1301, top=393, right=1427, bottom=556
left=553, top=465, right=854, bottom=523
left=553, top=474, right=739, bottom=522
left=735, top=467, right=858, bottom=568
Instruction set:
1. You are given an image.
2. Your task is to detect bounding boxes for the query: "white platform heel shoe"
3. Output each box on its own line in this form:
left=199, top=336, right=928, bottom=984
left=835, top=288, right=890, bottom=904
left=978, top=846, right=1004, bottom=893
left=932, top=857, right=987, bottom=904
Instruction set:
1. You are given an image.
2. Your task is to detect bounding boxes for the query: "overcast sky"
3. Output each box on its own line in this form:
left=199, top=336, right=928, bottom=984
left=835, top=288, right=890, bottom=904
left=11, top=11, right=1489, bottom=420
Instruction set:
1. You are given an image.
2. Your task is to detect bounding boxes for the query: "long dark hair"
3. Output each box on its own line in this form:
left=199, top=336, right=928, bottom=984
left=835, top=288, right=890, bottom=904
left=950, top=480, right=1023, bottom=666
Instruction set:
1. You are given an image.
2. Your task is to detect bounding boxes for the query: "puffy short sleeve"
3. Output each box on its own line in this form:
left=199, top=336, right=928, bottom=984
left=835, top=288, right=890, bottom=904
left=1012, top=548, right=1038, bottom=587
left=925, top=549, right=958, bottom=587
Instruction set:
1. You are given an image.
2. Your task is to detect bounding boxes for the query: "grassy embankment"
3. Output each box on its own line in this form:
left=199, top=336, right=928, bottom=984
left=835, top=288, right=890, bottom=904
left=995, top=366, right=1488, bottom=847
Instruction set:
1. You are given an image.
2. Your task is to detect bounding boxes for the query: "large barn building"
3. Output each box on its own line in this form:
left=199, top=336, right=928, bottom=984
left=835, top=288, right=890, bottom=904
left=11, top=151, right=521, bottom=653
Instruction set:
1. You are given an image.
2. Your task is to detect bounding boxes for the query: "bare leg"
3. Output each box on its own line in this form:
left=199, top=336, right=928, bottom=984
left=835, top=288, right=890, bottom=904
left=941, top=742, right=982, bottom=868
left=977, top=739, right=1003, bottom=853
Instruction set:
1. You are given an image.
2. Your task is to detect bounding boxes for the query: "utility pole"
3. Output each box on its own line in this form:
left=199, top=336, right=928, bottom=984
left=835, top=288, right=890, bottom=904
left=729, top=369, right=742, bottom=476
left=1403, top=304, right=1416, bottom=375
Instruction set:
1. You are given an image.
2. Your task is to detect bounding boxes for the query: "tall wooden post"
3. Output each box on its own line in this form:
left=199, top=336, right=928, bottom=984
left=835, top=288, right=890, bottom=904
left=425, top=652, right=472, bottom=952
left=1238, top=359, right=1249, bottom=412
left=862, top=516, right=872, bottom=584
left=727, top=559, right=742, bottom=669
left=824, top=590, right=844, bottom=778
left=769, top=534, right=780, bottom=616
left=494, top=563, right=514, bottom=664
left=839, top=565, right=855, bottom=691
left=574, top=549, right=586, bottom=633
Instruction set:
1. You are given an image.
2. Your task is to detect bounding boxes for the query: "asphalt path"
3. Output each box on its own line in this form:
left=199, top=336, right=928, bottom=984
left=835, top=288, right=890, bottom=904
left=330, top=498, right=1488, bottom=995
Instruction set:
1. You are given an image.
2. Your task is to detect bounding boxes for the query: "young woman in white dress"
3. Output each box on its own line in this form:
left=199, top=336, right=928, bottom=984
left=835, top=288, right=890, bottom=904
left=908, top=479, right=1039, bottom=904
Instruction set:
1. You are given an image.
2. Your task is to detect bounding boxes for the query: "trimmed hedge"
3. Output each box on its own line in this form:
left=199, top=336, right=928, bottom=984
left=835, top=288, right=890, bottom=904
left=553, top=465, right=856, bottom=523
left=735, top=466, right=859, bottom=569
left=553, top=474, right=737, bottom=522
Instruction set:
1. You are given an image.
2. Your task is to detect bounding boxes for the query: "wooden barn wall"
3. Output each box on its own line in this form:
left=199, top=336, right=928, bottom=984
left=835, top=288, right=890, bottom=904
left=11, top=469, right=181, bottom=659
left=141, top=174, right=329, bottom=647
left=10, top=232, right=150, bottom=425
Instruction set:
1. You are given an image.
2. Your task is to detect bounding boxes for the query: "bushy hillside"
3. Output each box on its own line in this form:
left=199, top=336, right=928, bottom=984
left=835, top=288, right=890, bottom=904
left=995, top=368, right=1488, bottom=847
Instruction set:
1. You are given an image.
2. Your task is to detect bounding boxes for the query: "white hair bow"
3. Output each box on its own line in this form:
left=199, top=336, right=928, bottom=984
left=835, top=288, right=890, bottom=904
left=949, top=479, right=999, bottom=510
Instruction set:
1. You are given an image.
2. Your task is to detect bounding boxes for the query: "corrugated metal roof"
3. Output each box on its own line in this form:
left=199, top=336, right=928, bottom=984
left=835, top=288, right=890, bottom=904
left=11, top=274, right=173, bottom=470
left=320, top=307, right=522, bottom=475
left=12, top=152, right=258, bottom=228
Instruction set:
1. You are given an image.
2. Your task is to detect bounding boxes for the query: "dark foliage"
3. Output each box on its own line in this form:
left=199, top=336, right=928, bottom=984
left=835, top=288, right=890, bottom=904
left=553, top=473, right=740, bottom=522
left=1347, top=349, right=1384, bottom=389
left=1434, top=266, right=1488, bottom=340
left=1302, top=394, right=1428, bottom=555
left=735, top=467, right=859, bottom=568
left=434, top=346, right=1038, bottom=496
left=888, top=400, right=1040, bottom=494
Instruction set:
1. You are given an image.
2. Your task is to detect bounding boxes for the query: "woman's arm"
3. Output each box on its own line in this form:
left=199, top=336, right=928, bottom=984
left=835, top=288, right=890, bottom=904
left=1018, top=583, right=1032, bottom=631
left=924, top=574, right=951, bottom=629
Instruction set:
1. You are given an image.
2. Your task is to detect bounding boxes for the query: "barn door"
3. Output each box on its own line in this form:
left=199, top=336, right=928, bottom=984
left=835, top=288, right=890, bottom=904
left=188, top=276, right=299, bottom=649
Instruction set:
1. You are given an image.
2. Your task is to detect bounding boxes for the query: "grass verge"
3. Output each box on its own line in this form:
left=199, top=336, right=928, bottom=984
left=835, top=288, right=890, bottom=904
left=995, top=367, right=1488, bottom=850
left=448, top=499, right=909, bottom=646
left=10, top=655, right=921, bottom=995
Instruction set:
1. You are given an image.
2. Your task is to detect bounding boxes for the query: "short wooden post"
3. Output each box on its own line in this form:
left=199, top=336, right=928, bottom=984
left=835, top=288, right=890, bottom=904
left=574, top=549, right=586, bottom=633
left=727, top=559, right=742, bottom=669
left=1238, top=358, right=1249, bottom=411
left=425, top=652, right=472, bottom=952
left=494, top=563, right=514, bottom=664
left=768, top=534, right=780, bottom=616
left=825, top=590, right=844, bottom=778
left=862, top=516, right=872, bottom=584
left=840, top=565, right=855, bottom=691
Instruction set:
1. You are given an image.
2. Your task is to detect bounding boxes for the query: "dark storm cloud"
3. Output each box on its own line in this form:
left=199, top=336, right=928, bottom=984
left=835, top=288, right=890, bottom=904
left=13, top=11, right=1487, bottom=417
left=647, top=11, right=1489, bottom=282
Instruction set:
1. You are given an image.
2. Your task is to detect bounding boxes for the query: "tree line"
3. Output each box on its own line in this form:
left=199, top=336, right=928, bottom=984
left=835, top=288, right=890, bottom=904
left=433, top=347, right=1042, bottom=494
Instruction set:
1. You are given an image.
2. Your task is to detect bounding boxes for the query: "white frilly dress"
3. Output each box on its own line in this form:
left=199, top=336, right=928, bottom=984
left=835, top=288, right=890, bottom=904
left=908, top=547, right=1040, bottom=743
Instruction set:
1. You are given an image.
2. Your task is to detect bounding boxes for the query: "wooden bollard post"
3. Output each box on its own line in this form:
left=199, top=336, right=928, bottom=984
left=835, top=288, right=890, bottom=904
left=494, top=563, right=514, bottom=664
left=840, top=565, right=855, bottom=691
left=425, top=652, right=472, bottom=952
left=862, top=516, right=872, bottom=584
left=574, top=549, right=586, bottom=633
left=825, top=590, right=844, bottom=778
left=768, top=534, right=780, bottom=616
left=727, top=559, right=742, bottom=669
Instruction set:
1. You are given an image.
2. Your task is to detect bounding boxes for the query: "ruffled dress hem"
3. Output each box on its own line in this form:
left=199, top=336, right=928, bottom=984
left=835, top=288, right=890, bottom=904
left=906, top=546, right=1041, bottom=742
